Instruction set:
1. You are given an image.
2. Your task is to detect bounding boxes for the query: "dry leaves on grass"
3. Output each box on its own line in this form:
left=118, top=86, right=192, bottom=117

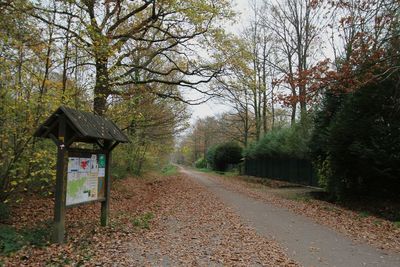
left=1, top=173, right=297, bottom=266
left=206, top=173, right=400, bottom=253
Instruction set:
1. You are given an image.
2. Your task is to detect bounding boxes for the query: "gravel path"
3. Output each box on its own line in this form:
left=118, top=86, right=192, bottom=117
left=181, top=168, right=400, bottom=267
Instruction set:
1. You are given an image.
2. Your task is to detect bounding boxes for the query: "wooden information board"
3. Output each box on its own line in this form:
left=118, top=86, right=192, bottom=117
left=33, top=106, right=129, bottom=243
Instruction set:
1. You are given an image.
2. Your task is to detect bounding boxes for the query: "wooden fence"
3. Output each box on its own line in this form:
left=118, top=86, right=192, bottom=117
left=244, top=157, right=319, bottom=187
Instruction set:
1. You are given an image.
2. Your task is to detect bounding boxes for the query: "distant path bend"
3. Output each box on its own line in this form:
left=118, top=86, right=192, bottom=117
left=180, top=167, right=400, bottom=267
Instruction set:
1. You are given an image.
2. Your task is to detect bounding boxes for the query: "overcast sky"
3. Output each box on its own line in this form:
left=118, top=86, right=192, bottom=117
left=188, top=0, right=252, bottom=123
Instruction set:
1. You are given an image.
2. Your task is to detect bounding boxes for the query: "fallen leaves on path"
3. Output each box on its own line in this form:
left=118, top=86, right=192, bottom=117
left=206, top=173, right=400, bottom=253
left=125, top=175, right=297, bottom=266
left=1, top=174, right=298, bottom=266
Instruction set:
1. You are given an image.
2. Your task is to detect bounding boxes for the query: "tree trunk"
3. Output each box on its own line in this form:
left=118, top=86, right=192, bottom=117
left=94, top=59, right=109, bottom=116
left=244, top=88, right=249, bottom=147
left=271, top=87, right=275, bottom=128
left=244, top=108, right=249, bottom=147
left=299, top=86, right=307, bottom=121
left=254, top=97, right=260, bottom=141
left=262, top=39, right=267, bottom=134
left=291, top=102, right=296, bottom=125
left=61, top=15, right=72, bottom=103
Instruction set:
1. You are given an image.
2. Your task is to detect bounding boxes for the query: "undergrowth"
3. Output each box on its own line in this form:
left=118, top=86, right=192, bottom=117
left=0, top=222, right=51, bottom=255
left=161, top=165, right=178, bottom=176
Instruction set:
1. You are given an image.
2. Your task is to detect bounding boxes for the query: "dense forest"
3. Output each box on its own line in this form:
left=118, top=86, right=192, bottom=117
left=0, top=0, right=234, bottom=203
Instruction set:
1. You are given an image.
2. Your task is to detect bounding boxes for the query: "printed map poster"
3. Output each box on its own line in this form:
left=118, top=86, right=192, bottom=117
left=66, top=153, right=105, bottom=206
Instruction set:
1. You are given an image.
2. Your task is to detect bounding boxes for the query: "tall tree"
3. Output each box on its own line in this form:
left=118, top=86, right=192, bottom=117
left=211, top=33, right=255, bottom=146
left=13, top=0, right=234, bottom=115
left=261, top=0, right=326, bottom=123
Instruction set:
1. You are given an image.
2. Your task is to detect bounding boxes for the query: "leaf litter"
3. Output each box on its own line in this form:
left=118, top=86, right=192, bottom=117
left=1, top=173, right=298, bottom=266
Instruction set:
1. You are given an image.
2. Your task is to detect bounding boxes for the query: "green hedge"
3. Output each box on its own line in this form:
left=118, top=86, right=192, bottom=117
left=245, top=120, right=312, bottom=160
left=207, top=142, right=243, bottom=171
left=194, top=157, right=207, bottom=169
left=311, top=78, right=400, bottom=199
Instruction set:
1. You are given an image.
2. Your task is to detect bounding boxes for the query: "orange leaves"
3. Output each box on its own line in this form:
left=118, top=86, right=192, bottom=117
left=275, top=59, right=333, bottom=107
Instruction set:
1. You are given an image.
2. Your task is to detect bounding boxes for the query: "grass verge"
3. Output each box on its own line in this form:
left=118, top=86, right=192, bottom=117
left=161, top=164, right=178, bottom=176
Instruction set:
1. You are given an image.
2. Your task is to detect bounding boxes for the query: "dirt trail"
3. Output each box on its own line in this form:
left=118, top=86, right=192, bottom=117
left=180, top=167, right=400, bottom=267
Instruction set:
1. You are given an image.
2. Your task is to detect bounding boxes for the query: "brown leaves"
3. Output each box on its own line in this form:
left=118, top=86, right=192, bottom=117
left=130, top=174, right=297, bottom=266
left=1, top=173, right=298, bottom=266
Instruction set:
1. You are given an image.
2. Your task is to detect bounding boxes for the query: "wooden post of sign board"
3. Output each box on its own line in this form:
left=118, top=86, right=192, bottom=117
left=101, top=142, right=111, bottom=226
left=52, top=115, right=68, bottom=243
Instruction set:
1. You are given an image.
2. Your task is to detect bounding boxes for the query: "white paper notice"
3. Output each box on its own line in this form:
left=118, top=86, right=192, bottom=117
left=68, top=158, right=79, bottom=173
left=98, top=168, right=105, bottom=177
left=86, top=173, right=98, bottom=199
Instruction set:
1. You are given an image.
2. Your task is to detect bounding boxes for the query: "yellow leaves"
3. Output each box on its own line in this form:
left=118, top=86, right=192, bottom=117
left=174, top=0, right=234, bottom=22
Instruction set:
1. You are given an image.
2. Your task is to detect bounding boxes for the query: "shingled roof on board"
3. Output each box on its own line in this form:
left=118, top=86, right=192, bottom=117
left=34, top=106, right=129, bottom=143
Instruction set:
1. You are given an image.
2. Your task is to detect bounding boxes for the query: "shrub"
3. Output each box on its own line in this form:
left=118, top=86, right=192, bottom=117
left=310, top=92, right=345, bottom=197
left=330, top=80, right=400, bottom=197
left=194, top=157, right=207, bottom=169
left=245, top=118, right=312, bottom=160
left=206, top=145, right=218, bottom=169
left=212, top=142, right=243, bottom=171
left=311, top=78, right=400, bottom=199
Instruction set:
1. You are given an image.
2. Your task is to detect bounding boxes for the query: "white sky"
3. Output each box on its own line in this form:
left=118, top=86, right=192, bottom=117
left=188, top=0, right=252, bottom=124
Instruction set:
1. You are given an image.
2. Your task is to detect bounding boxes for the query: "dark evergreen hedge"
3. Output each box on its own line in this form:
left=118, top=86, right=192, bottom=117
left=311, top=79, right=400, bottom=199
left=207, top=142, right=243, bottom=171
